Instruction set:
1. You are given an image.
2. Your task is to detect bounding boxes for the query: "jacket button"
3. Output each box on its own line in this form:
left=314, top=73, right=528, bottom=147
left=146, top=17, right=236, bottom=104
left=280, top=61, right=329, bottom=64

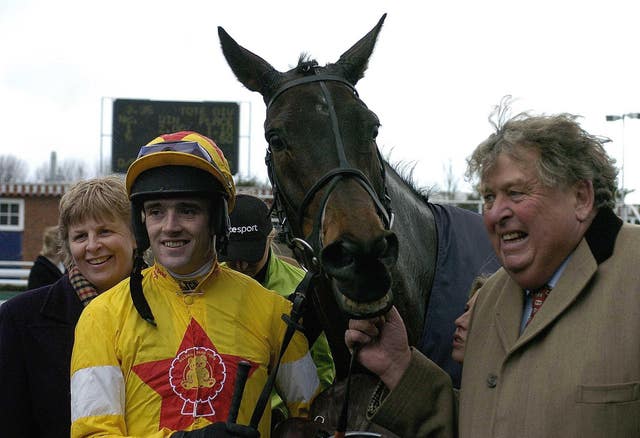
left=487, top=374, right=498, bottom=388
left=184, top=295, right=194, bottom=305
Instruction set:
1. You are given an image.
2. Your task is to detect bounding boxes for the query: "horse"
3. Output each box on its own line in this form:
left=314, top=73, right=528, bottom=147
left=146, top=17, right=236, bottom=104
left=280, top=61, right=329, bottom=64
left=218, top=14, right=500, bottom=435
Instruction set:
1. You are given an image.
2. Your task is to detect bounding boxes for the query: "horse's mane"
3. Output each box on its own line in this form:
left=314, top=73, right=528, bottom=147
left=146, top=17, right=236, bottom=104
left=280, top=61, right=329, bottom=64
left=385, top=158, right=433, bottom=203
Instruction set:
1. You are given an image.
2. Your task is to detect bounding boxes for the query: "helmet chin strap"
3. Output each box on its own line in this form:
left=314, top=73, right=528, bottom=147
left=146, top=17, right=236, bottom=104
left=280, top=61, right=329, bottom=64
left=131, top=250, right=156, bottom=326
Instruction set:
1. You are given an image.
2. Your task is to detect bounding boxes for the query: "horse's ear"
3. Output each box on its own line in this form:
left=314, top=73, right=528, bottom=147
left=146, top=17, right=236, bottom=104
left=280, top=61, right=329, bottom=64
left=218, top=26, right=282, bottom=99
left=334, top=13, right=386, bottom=85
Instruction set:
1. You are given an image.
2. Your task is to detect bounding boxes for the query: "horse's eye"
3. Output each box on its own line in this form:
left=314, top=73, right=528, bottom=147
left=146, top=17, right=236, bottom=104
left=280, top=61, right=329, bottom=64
left=372, top=125, right=379, bottom=140
left=268, top=134, right=286, bottom=151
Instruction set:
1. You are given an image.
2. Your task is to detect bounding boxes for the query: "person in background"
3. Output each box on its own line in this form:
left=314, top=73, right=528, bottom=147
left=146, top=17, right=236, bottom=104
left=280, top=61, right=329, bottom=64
left=220, top=194, right=335, bottom=430
left=70, top=131, right=319, bottom=438
left=451, top=275, right=487, bottom=364
left=345, top=105, right=640, bottom=438
left=0, top=175, right=136, bottom=438
left=27, top=224, right=65, bottom=290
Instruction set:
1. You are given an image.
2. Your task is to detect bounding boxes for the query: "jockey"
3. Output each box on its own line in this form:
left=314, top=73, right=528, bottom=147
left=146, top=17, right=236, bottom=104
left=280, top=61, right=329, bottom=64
left=70, top=131, right=319, bottom=438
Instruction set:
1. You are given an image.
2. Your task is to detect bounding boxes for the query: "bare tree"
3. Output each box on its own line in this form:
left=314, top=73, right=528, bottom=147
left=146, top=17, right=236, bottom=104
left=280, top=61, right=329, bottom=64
left=442, top=159, right=459, bottom=200
left=59, top=159, right=88, bottom=182
left=34, top=157, right=89, bottom=183
left=0, top=155, right=29, bottom=183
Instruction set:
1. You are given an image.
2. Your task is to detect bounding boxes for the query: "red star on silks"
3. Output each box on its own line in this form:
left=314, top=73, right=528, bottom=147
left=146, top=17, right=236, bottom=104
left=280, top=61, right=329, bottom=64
left=132, top=318, right=258, bottom=431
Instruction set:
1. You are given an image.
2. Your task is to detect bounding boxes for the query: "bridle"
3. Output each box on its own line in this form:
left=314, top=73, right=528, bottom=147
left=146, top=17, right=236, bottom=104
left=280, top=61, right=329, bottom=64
left=264, top=66, right=394, bottom=272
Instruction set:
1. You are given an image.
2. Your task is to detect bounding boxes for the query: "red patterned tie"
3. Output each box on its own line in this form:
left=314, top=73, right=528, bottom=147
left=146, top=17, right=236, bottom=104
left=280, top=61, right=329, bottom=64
left=526, top=285, right=552, bottom=327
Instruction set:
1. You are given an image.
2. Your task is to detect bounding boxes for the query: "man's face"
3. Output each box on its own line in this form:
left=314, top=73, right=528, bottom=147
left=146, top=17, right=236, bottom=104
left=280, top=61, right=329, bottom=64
left=480, top=149, right=590, bottom=290
left=226, top=242, right=270, bottom=278
left=143, top=198, right=212, bottom=275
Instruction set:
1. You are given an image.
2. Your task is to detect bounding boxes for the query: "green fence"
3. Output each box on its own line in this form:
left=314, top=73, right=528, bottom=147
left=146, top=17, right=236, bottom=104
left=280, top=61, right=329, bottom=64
left=0, top=290, right=23, bottom=304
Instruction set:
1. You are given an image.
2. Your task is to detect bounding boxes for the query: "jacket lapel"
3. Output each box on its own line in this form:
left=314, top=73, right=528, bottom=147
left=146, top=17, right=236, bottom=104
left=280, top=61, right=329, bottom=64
left=494, top=278, right=525, bottom=353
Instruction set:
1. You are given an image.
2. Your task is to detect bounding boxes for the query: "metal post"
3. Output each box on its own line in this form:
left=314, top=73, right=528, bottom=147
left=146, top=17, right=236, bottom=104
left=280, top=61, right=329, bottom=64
left=99, top=97, right=105, bottom=176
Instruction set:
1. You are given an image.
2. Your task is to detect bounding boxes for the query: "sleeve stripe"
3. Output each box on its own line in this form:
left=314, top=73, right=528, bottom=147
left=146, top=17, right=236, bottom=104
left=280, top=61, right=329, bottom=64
left=276, top=351, right=320, bottom=402
left=71, top=365, right=125, bottom=422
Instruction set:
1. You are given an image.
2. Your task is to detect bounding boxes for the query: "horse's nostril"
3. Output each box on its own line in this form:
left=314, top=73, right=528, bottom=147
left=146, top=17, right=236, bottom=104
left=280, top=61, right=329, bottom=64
left=320, top=233, right=399, bottom=281
left=321, top=235, right=396, bottom=304
left=321, top=241, right=354, bottom=270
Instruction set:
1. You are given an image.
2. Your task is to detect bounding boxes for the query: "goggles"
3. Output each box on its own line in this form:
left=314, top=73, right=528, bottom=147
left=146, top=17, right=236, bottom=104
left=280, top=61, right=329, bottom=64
left=138, top=141, right=214, bottom=164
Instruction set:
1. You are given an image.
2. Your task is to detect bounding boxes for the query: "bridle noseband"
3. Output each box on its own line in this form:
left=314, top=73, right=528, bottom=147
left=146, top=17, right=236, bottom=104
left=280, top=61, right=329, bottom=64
left=265, top=68, right=394, bottom=271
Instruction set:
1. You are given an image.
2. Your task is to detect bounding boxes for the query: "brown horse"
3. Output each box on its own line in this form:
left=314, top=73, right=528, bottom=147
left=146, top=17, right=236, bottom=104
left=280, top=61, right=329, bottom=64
left=218, top=14, right=499, bottom=435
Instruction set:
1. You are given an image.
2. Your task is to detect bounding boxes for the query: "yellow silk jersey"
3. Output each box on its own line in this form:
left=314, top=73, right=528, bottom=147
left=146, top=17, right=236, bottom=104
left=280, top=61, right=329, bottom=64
left=70, top=263, right=319, bottom=438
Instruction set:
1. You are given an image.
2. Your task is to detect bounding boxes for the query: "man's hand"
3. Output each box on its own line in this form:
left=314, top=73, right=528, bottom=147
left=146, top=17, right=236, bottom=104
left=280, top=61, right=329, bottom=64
left=344, top=306, right=411, bottom=390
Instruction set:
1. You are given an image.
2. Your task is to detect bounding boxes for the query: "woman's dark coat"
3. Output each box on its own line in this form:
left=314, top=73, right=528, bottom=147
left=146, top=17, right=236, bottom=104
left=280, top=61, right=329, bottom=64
left=0, top=275, right=82, bottom=438
left=27, top=255, right=64, bottom=290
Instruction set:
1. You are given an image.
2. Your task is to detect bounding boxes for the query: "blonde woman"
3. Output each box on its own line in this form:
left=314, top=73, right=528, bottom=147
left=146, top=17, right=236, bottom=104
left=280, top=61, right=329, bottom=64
left=0, top=175, right=136, bottom=438
left=27, top=225, right=65, bottom=290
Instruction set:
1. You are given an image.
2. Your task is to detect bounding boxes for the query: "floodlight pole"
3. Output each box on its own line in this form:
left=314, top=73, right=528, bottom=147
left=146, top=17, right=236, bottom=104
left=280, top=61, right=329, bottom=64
left=605, top=112, right=640, bottom=204
left=100, top=97, right=105, bottom=176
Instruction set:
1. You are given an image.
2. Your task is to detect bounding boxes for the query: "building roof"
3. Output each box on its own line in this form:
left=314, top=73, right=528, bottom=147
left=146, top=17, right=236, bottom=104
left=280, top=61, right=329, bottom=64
left=0, top=183, right=69, bottom=198
left=1, top=183, right=274, bottom=199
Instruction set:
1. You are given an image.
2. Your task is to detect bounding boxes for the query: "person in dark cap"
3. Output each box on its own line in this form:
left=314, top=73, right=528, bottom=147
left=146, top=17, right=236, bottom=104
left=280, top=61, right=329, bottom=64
left=223, top=194, right=279, bottom=281
left=221, top=194, right=335, bottom=429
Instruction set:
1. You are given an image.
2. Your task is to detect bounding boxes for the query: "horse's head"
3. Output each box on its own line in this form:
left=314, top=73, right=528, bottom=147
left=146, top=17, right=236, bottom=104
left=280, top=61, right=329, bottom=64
left=218, top=15, right=398, bottom=319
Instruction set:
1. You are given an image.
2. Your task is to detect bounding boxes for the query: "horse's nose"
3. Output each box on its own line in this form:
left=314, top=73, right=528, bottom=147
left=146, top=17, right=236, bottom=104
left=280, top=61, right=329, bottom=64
left=320, top=231, right=398, bottom=302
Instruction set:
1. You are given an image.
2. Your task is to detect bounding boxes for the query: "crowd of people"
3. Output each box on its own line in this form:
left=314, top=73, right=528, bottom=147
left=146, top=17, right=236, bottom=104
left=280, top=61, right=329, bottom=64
left=1, top=100, right=638, bottom=438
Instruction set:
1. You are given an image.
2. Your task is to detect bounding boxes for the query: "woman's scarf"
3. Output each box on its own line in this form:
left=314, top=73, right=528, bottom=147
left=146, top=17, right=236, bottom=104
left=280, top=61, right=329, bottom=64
left=68, top=264, right=99, bottom=307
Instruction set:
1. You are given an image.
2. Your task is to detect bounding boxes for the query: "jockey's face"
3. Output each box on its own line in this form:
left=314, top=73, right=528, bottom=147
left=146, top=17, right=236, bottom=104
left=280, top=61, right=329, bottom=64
left=144, top=197, right=214, bottom=275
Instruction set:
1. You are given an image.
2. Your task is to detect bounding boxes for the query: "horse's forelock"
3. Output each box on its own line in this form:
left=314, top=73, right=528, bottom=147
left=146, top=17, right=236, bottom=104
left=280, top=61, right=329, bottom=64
left=295, top=55, right=318, bottom=73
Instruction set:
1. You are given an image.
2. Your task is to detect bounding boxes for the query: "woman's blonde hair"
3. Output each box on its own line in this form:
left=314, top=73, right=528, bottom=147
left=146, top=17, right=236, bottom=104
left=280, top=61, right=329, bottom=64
left=41, top=225, right=61, bottom=258
left=58, top=175, right=132, bottom=267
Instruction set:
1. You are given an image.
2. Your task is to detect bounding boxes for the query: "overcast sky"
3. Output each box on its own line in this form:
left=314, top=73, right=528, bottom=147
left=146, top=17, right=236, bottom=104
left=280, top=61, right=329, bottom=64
left=3, top=0, right=640, bottom=202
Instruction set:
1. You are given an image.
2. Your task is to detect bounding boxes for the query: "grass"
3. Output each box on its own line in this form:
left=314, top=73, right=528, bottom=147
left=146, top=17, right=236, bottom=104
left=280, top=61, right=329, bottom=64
left=0, top=290, right=23, bottom=302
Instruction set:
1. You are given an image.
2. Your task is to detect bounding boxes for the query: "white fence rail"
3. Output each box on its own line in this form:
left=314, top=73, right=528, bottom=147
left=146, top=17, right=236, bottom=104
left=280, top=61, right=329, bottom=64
left=0, top=261, right=33, bottom=287
left=616, top=203, right=640, bottom=224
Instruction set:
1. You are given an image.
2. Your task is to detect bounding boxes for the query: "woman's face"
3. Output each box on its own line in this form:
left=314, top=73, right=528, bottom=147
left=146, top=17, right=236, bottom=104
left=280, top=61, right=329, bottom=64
left=68, top=216, right=135, bottom=293
left=451, top=292, right=480, bottom=364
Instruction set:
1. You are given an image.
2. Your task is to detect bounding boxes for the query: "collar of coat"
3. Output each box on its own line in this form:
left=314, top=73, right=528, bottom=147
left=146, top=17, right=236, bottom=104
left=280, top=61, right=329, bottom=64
left=585, top=207, right=623, bottom=265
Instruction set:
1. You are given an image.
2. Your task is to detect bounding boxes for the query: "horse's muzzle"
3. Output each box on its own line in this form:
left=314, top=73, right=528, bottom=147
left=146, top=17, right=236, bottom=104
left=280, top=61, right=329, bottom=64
left=321, top=231, right=398, bottom=318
